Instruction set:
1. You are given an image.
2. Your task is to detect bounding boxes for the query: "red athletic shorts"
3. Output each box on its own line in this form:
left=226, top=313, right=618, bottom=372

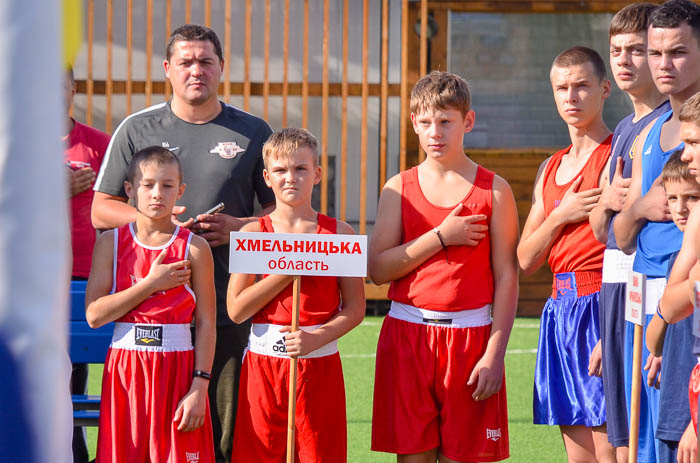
left=372, top=315, right=509, bottom=462
left=231, top=351, right=347, bottom=463
left=690, top=363, right=700, bottom=431
left=96, top=348, right=214, bottom=463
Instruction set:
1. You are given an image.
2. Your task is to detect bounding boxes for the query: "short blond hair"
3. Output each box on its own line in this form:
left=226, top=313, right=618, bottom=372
left=679, top=92, right=700, bottom=126
left=410, top=71, right=471, bottom=117
left=262, top=127, right=319, bottom=168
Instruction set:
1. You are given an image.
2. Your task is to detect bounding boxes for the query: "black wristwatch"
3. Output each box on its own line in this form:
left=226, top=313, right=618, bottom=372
left=193, top=370, right=212, bottom=380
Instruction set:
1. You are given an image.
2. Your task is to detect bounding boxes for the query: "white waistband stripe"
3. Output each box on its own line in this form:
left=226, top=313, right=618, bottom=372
left=389, top=301, right=492, bottom=328
left=247, top=323, right=338, bottom=359
left=110, top=322, right=193, bottom=352
left=644, top=277, right=667, bottom=316
left=602, top=249, right=635, bottom=284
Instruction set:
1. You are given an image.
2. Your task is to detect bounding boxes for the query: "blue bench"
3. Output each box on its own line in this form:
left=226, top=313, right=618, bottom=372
left=68, top=280, right=113, bottom=427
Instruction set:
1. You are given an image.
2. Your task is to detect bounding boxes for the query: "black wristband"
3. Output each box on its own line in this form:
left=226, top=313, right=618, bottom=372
left=193, top=370, right=211, bottom=380
left=433, top=227, right=447, bottom=249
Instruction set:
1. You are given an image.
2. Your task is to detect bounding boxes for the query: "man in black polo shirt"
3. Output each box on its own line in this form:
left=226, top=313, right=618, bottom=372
left=92, top=24, right=274, bottom=463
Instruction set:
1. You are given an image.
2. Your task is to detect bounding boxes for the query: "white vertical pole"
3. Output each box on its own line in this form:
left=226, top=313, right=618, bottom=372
left=0, top=1, right=72, bottom=461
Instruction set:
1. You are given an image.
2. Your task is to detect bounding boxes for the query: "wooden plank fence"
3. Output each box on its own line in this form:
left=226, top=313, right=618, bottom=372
left=73, top=0, right=649, bottom=315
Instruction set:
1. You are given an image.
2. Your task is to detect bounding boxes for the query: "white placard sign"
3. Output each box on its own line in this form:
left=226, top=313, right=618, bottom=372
left=693, top=281, right=700, bottom=339
left=625, top=271, right=646, bottom=326
left=229, top=232, right=367, bottom=277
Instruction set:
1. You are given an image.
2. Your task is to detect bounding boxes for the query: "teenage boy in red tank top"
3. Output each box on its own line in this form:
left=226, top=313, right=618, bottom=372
left=369, top=71, right=519, bottom=463
left=85, top=147, right=216, bottom=463
left=226, top=128, right=365, bottom=463
left=517, top=47, right=615, bottom=463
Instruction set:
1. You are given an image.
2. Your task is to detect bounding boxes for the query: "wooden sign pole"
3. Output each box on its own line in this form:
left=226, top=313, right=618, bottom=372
left=628, top=323, right=643, bottom=463
left=228, top=231, right=368, bottom=462
left=286, top=275, right=301, bottom=463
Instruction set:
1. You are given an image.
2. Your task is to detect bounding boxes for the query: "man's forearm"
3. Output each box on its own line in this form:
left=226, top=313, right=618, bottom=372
left=91, top=192, right=137, bottom=230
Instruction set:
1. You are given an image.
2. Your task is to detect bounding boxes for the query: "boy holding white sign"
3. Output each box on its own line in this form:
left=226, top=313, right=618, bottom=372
left=227, top=128, right=365, bottom=462
left=85, top=146, right=216, bottom=463
left=369, top=71, right=519, bottom=463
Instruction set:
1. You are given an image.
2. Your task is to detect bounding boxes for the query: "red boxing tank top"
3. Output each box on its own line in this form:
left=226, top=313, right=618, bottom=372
left=113, top=223, right=196, bottom=324
left=252, top=214, right=341, bottom=326
left=543, top=135, right=612, bottom=274
left=387, top=165, right=494, bottom=311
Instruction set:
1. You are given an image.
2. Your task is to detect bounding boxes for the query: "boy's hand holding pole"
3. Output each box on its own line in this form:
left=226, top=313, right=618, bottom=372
left=229, top=231, right=367, bottom=463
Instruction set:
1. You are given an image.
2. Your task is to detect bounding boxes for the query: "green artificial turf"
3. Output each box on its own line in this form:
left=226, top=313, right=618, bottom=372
left=85, top=317, right=567, bottom=462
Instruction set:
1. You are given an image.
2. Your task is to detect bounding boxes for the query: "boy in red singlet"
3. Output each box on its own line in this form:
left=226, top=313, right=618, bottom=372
left=517, top=47, right=615, bottom=462
left=369, top=71, right=519, bottom=463
left=226, top=128, right=365, bottom=463
left=86, top=146, right=216, bottom=463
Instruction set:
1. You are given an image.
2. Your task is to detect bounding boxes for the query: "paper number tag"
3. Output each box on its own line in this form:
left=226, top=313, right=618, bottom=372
left=693, top=281, right=700, bottom=339
left=626, top=271, right=645, bottom=326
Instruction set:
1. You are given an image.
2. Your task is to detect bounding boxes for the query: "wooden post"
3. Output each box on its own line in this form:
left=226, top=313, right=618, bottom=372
left=379, top=0, right=389, bottom=188
left=126, top=0, right=133, bottom=115
left=286, top=275, right=301, bottom=463
left=417, top=0, right=428, bottom=163
left=628, top=324, right=643, bottom=463
left=399, top=0, right=408, bottom=172
left=360, top=0, right=369, bottom=235
left=282, top=0, right=290, bottom=127
left=146, top=0, right=153, bottom=108
left=244, top=0, right=251, bottom=111
left=87, top=0, right=94, bottom=126
left=165, top=0, right=171, bottom=99
left=223, top=0, right=231, bottom=102
left=340, top=0, right=348, bottom=220
left=263, top=0, right=270, bottom=121
left=321, top=0, right=329, bottom=214
left=302, top=0, right=309, bottom=128
left=106, top=0, right=113, bottom=132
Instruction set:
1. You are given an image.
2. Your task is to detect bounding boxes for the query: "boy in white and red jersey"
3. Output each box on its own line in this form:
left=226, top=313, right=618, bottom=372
left=227, top=128, right=365, bottom=463
left=369, top=71, right=519, bottom=463
left=86, top=146, right=216, bottom=463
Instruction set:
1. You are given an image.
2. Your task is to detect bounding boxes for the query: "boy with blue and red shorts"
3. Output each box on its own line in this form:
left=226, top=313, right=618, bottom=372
left=86, top=146, right=216, bottom=463
left=518, top=47, right=615, bottom=462
left=370, top=71, right=519, bottom=463
left=227, top=128, right=366, bottom=463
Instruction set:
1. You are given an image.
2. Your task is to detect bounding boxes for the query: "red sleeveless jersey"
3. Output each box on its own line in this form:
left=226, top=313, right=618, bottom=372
left=543, top=135, right=612, bottom=274
left=252, top=214, right=341, bottom=326
left=387, top=165, right=495, bottom=311
left=113, top=223, right=196, bottom=324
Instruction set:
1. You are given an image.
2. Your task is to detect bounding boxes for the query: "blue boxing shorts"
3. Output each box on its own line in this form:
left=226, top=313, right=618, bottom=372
left=534, top=271, right=606, bottom=427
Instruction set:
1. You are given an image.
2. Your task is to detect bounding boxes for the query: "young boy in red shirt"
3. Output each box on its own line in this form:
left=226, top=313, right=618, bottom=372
left=86, top=146, right=216, bottom=463
left=369, top=71, right=519, bottom=463
left=227, top=128, right=365, bottom=463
